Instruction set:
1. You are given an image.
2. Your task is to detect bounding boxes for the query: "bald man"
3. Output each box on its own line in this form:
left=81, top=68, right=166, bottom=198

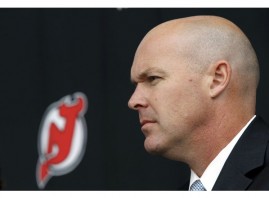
left=128, top=16, right=269, bottom=190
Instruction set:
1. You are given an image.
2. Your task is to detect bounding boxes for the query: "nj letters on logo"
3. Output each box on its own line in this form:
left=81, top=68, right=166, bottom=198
left=36, top=92, right=88, bottom=189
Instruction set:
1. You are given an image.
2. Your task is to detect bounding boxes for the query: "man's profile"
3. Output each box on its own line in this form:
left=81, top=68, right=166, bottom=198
left=128, top=15, right=269, bottom=190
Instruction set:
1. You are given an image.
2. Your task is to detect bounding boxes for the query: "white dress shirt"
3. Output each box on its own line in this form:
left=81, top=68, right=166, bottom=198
left=189, top=115, right=256, bottom=191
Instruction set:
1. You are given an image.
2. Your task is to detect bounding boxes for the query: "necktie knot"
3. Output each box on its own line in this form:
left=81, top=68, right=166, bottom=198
left=190, top=179, right=206, bottom=191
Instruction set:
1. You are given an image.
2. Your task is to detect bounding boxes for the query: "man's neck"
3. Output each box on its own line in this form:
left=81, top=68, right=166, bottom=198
left=187, top=113, right=255, bottom=176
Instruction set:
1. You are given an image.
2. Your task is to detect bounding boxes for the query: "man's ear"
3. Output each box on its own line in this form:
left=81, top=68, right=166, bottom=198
left=208, top=61, right=232, bottom=98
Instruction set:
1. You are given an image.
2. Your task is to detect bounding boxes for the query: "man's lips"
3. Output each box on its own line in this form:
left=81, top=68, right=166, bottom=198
left=140, top=120, right=156, bottom=127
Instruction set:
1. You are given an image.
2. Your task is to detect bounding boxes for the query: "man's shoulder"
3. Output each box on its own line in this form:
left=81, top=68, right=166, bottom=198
left=212, top=115, right=269, bottom=190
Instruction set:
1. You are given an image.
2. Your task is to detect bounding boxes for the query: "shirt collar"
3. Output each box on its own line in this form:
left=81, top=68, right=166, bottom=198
left=189, top=115, right=256, bottom=191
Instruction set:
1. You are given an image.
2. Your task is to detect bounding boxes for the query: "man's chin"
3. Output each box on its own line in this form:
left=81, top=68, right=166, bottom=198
left=144, top=138, right=165, bottom=155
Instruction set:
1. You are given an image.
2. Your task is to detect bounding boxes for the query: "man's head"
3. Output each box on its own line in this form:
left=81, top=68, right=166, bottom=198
left=128, top=16, right=259, bottom=165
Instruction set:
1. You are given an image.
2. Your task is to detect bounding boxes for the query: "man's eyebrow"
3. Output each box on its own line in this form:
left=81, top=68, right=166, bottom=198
left=130, top=67, right=166, bottom=84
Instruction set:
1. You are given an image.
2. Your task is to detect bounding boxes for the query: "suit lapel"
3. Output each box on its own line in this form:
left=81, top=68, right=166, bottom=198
left=213, top=116, right=269, bottom=190
left=212, top=160, right=252, bottom=190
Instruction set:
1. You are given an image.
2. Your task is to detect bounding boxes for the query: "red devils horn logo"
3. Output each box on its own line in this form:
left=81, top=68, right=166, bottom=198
left=36, top=92, right=88, bottom=189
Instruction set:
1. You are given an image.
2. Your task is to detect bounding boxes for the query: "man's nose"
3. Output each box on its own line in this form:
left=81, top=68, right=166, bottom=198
left=128, top=86, right=148, bottom=110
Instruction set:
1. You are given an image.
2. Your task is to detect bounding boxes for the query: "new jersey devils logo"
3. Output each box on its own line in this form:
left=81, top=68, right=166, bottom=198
left=36, top=92, right=88, bottom=189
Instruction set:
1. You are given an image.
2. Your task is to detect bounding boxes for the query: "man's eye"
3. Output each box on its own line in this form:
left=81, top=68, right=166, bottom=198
left=147, top=76, right=162, bottom=85
left=148, top=76, right=159, bottom=82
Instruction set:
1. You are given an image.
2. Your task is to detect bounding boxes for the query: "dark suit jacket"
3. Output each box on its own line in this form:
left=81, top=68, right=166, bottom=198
left=180, top=116, right=269, bottom=190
